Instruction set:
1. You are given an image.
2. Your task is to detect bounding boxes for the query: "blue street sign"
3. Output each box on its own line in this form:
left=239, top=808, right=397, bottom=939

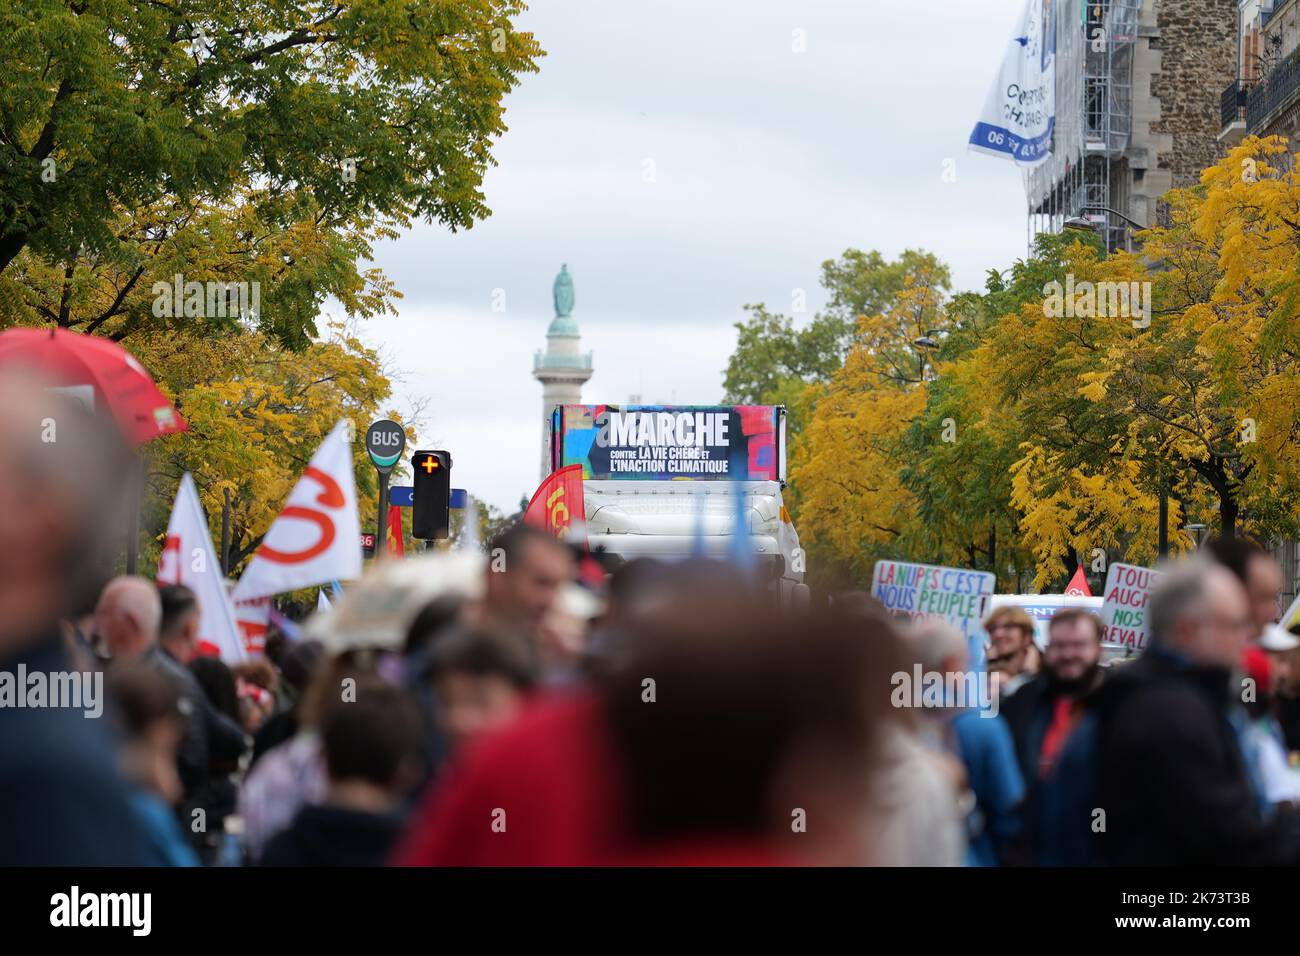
left=390, top=486, right=468, bottom=509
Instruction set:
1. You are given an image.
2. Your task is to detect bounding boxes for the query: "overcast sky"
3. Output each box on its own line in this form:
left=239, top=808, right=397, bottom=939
left=354, top=0, right=1029, bottom=513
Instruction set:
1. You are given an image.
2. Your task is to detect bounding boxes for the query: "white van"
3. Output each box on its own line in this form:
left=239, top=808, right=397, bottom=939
left=984, top=594, right=1131, bottom=663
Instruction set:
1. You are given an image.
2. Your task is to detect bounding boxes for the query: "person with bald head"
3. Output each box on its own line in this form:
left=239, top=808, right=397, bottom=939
left=1094, top=557, right=1300, bottom=865
left=0, top=369, right=158, bottom=864
left=99, top=578, right=249, bottom=857
left=97, top=576, right=164, bottom=665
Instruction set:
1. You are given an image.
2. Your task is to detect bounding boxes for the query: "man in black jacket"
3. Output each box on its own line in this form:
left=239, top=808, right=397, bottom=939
left=1095, top=557, right=1300, bottom=865
left=155, top=585, right=247, bottom=791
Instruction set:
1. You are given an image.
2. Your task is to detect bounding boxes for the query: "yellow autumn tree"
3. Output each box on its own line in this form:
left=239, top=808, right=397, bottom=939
left=1003, top=137, right=1300, bottom=588
left=0, top=188, right=408, bottom=573
left=964, top=239, right=1176, bottom=588
left=137, top=320, right=402, bottom=573
left=793, top=272, right=950, bottom=584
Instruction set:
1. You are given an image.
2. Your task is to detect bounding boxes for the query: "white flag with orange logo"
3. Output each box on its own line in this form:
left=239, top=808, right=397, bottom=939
left=231, top=420, right=362, bottom=601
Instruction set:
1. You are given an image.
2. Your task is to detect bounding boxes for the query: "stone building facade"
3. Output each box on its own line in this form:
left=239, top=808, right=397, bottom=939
left=1026, top=0, right=1238, bottom=248
left=1144, top=0, right=1240, bottom=193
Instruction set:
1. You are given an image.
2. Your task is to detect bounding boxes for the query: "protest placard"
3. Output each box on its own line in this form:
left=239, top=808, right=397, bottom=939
left=1100, top=562, right=1162, bottom=652
left=871, top=560, right=996, bottom=638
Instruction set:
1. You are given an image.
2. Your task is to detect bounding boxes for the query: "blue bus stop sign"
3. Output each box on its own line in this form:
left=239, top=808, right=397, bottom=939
left=390, top=486, right=467, bottom=509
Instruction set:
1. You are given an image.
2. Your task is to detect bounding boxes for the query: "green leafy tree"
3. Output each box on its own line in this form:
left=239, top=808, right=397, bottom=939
left=0, top=0, right=543, bottom=276
left=2, top=191, right=397, bottom=347
left=722, top=249, right=951, bottom=434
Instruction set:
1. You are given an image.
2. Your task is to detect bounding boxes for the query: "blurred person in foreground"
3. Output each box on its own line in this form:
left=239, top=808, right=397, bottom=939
left=240, top=649, right=369, bottom=861
left=837, top=595, right=965, bottom=867
left=427, top=628, right=538, bottom=757
left=260, top=677, right=426, bottom=866
left=402, top=595, right=469, bottom=777
left=983, top=605, right=1040, bottom=701
left=189, top=655, right=251, bottom=853
left=394, top=562, right=903, bottom=866
left=1239, top=643, right=1300, bottom=811
left=97, top=575, right=164, bottom=666
left=1206, top=538, right=1300, bottom=814
left=252, top=639, right=326, bottom=766
left=107, top=667, right=200, bottom=866
left=153, top=585, right=247, bottom=796
left=583, top=558, right=673, bottom=677
left=1275, top=624, right=1300, bottom=755
left=103, top=580, right=246, bottom=859
left=1095, top=557, right=1300, bottom=864
left=0, top=370, right=157, bottom=864
left=469, top=524, right=575, bottom=674
left=1000, top=607, right=1106, bottom=846
left=1207, top=537, right=1285, bottom=640
left=908, top=619, right=1024, bottom=866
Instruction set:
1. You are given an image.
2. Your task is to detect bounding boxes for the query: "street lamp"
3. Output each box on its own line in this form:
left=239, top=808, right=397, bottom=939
left=1184, top=523, right=1208, bottom=549
left=1064, top=210, right=1148, bottom=252
left=913, top=329, right=941, bottom=380
left=913, top=332, right=941, bottom=350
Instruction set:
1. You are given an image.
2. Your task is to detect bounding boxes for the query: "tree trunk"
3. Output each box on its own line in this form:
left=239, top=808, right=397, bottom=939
left=1060, top=550, right=1077, bottom=591
left=988, top=523, right=997, bottom=584
left=1220, top=494, right=1239, bottom=540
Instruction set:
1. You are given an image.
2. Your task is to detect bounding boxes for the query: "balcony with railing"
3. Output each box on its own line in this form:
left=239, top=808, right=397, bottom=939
left=533, top=350, right=592, bottom=372
left=1220, top=80, right=1251, bottom=144
left=1248, top=49, right=1300, bottom=135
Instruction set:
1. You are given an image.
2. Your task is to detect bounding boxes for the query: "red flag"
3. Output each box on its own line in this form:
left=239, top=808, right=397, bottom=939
left=1065, top=564, right=1092, bottom=597
left=386, top=504, right=405, bottom=557
left=524, top=465, right=587, bottom=545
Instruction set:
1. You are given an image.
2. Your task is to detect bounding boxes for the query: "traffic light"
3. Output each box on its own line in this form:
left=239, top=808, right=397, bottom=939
left=411, top=449, right=451, bottom=540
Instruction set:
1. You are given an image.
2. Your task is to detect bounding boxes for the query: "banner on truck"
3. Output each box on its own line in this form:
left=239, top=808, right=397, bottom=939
left=554, top=404, right=781, bottom=481
left=871, top=560, right=996, bottom=638
left=1100, top=563, right=1162, bottom=652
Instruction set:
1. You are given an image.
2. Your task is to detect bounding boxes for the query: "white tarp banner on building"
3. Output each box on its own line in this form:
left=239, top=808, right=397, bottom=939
left=969, top=0, right=1056, bottom=166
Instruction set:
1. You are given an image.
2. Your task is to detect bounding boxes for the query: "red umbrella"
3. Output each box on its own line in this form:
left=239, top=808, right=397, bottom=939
left=0, top=327, right=187, bottom=446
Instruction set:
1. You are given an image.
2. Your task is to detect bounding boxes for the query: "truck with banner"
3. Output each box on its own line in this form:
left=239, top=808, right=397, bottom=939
left=549, top=404, right=805, bottom=603
left=550, top=403, right=785, bottom=481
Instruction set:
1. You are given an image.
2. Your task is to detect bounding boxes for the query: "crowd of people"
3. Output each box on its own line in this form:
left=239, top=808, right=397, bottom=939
left=7, top=369, right=1300, bottom=867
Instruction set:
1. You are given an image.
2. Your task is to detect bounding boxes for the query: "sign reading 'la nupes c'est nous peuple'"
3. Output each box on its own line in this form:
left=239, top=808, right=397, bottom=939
left=871, top=560, right=997, bottom=639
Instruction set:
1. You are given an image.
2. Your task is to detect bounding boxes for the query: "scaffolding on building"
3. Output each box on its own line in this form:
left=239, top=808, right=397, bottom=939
left=1025, top=0, right=1142, bottom=253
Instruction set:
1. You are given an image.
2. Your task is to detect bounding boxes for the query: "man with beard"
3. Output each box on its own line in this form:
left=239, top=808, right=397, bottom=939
left=999, top=606, right=1105, bottom=859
